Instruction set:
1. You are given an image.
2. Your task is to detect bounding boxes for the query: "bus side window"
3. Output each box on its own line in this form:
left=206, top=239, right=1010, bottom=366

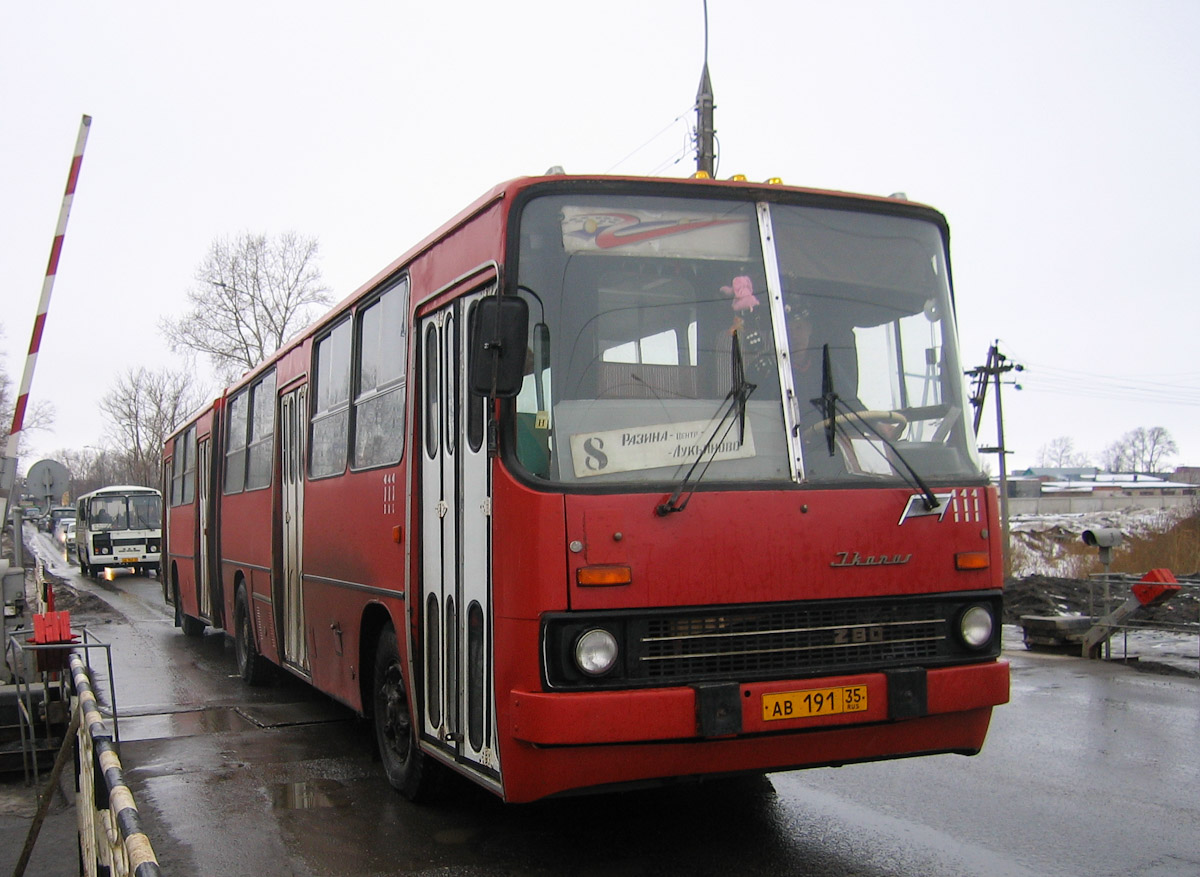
left=312, top=319, right=352, bottom=478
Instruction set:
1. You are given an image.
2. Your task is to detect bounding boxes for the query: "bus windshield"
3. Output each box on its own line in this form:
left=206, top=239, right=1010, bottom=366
left=511, top=192, right=982, bottom=487
left=89, top=493, right=162, bottom=532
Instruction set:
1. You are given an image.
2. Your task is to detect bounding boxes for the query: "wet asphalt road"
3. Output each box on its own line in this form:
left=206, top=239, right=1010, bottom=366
left=29, top=532, right=1200, bottom=877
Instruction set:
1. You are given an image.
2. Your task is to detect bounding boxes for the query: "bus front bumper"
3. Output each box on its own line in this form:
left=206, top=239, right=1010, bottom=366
left=509, top=660, right=1009, bottom=746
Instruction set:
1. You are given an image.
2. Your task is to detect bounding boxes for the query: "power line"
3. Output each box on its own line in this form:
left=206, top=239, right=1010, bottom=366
left=997, top=342, right=1200, bottom=407
left=605, top=108, right=693, bottom=175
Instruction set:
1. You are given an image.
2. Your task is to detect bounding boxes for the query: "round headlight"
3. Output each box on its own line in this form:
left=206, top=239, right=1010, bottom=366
left=959, top=605, right=994, bottom=649
left=574, top=628, right=618, bottom=677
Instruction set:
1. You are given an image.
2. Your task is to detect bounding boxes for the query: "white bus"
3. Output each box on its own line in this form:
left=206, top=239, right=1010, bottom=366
left=75, top=485, right=162, bottom=578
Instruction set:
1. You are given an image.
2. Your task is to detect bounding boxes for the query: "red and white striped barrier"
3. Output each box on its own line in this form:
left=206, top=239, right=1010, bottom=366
left=0, top=114, right=91, bottom=520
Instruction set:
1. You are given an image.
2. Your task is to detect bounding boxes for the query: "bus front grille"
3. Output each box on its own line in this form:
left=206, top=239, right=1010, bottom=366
left=638, top=603, right=944, bottom=680
left=541, top=592, right=1002, bottom=690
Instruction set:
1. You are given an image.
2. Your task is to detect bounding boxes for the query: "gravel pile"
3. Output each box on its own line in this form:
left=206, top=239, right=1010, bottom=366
left=1004, top=574, right=1199, bottom=627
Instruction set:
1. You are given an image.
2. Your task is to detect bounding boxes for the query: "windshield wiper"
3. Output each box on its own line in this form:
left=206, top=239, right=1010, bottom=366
left=810, top=347, right=940, bottom=511
left=813, top=344, right=839, bottom=456
left=656, top=331, right=756, bottom=516
left=839, top=402, right=940, bottom=511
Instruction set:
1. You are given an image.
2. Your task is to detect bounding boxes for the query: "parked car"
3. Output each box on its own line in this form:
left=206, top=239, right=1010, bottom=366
left=64, top=521, right=77, bottom=561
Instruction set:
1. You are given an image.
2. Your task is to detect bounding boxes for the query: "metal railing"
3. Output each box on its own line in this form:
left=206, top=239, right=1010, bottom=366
left=70, top=650, right=161, bottom=877
left=1086, top=574, right=1200, bottom=673
left=4, top=545, right=160, bottom=876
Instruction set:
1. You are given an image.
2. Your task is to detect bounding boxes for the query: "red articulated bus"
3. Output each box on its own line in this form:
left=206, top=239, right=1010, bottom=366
left=163, top=174, right=1009, bottom=803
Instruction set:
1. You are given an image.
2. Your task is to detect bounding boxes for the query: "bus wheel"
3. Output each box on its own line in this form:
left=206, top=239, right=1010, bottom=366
left=373, top=626, right=438, bottom=801
left=174, top=582, right=206, bottom=637
left=234, top=587, right=272, bottom=685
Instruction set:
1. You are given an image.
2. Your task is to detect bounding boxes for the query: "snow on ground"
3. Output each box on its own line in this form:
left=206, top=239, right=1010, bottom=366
left=1006, top=506, right=1200, bottom=676
left=1007, top=506, right=1189, bottom=578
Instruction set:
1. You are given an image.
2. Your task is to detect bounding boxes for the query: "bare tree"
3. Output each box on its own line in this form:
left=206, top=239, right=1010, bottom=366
left=1135, top=426, right=1178, bottom=473
left=1101, top=426, right=1178, bottom=474
left=161, top=232, right=331, bottom=384
left=1036, top=436, right=1090, bottom=468
left=99, top=367, right=202, bottom=487
left=55, top=446, right=121, bottom=497
left=0, top=324, right=55, bottom=455
left=1099, top=440, right=1131, bottom=473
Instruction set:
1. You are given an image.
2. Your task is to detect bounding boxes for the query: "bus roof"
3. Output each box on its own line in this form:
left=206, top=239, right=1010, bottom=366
left=77, top=485, right=162, bottom=501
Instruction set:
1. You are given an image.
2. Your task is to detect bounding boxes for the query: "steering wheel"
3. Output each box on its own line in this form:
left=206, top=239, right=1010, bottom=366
left=801, top=409, right=908, bottom=441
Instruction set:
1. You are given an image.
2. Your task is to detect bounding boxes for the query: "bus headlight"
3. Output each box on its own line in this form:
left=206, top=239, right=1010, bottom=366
left=574, top=628, right=618, bottom=677
left=958, top=605, right=994, bottom=649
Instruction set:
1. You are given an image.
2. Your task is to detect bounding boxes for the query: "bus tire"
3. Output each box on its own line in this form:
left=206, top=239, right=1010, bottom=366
left=174, top=582, right=206, bottom=637
left=234, top=587, right=272, bottom=686
left=373, top=625, right=438, bottom=801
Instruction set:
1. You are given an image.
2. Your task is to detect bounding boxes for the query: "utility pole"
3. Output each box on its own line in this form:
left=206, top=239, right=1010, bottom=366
left=968, top=342, right=1023, bottom=576
left=695, top=0, right=715, bottom=176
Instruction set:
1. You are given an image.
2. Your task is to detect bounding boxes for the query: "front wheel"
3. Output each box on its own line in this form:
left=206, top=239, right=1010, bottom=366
left=373, top=625, right=439, bottom=801
left=234, top=587, right=272, bottom=685
left=174, top=581, right=205, bottom=637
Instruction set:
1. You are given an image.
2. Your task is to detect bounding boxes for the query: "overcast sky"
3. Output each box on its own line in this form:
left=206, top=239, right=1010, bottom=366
left=2, top=1, right=1198, bottom=474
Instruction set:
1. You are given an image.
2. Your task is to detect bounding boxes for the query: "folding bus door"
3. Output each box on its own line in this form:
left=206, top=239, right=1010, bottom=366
left=197, top=437, right=213, bottom=621
left=279, top=387, right=309, bottom=672
left=419, top=292, right=499, bottom=783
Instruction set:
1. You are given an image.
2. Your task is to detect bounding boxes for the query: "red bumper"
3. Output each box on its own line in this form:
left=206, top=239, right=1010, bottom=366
left=499, top=660, right=1009, bottom=802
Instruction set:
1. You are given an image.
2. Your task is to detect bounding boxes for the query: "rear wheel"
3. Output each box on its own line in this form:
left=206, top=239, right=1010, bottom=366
left=373, top=625, right=438, bottom=801
left=234, top=586, right=272, bottom=685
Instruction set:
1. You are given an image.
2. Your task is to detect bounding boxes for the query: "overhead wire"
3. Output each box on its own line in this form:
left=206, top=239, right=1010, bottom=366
left=646, top=128, right=694, bottom=176
left=605, top=107, right=694, bottom=175
left=991, top=341, right=1200, bottom=408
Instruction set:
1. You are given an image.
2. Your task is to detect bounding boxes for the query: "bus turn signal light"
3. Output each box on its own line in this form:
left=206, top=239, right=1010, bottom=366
left=955, top=552, right=989, bottom=570
left=577, top=564, right=633, bottom=587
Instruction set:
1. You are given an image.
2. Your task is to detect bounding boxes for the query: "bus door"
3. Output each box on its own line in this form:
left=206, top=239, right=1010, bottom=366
left=197, top=437, right=213, bottom=621
left=279, top=387, right=309, bottom=672
left=419, top=293, right=498, bottom=780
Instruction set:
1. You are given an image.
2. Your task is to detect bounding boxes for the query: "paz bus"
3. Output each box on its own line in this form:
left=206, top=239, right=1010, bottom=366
left=75, top=485, right=162, bottom=578
left=163, top=172, right=1009, bottom=803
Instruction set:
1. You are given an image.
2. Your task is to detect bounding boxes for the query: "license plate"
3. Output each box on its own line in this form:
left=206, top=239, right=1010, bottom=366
left=120, top=557, right=139, bottom=564
left=762, top=685, right=868, bottom=722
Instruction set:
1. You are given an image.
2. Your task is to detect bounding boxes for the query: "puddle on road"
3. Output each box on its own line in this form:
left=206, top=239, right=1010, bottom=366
left=271, top=779, right=352, bottom=810
left=118, top=708, right=255, bottom=742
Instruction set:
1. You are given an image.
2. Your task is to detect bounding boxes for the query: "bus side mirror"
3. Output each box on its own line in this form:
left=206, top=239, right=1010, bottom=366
left=469, top=296, right=529, bottom=398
